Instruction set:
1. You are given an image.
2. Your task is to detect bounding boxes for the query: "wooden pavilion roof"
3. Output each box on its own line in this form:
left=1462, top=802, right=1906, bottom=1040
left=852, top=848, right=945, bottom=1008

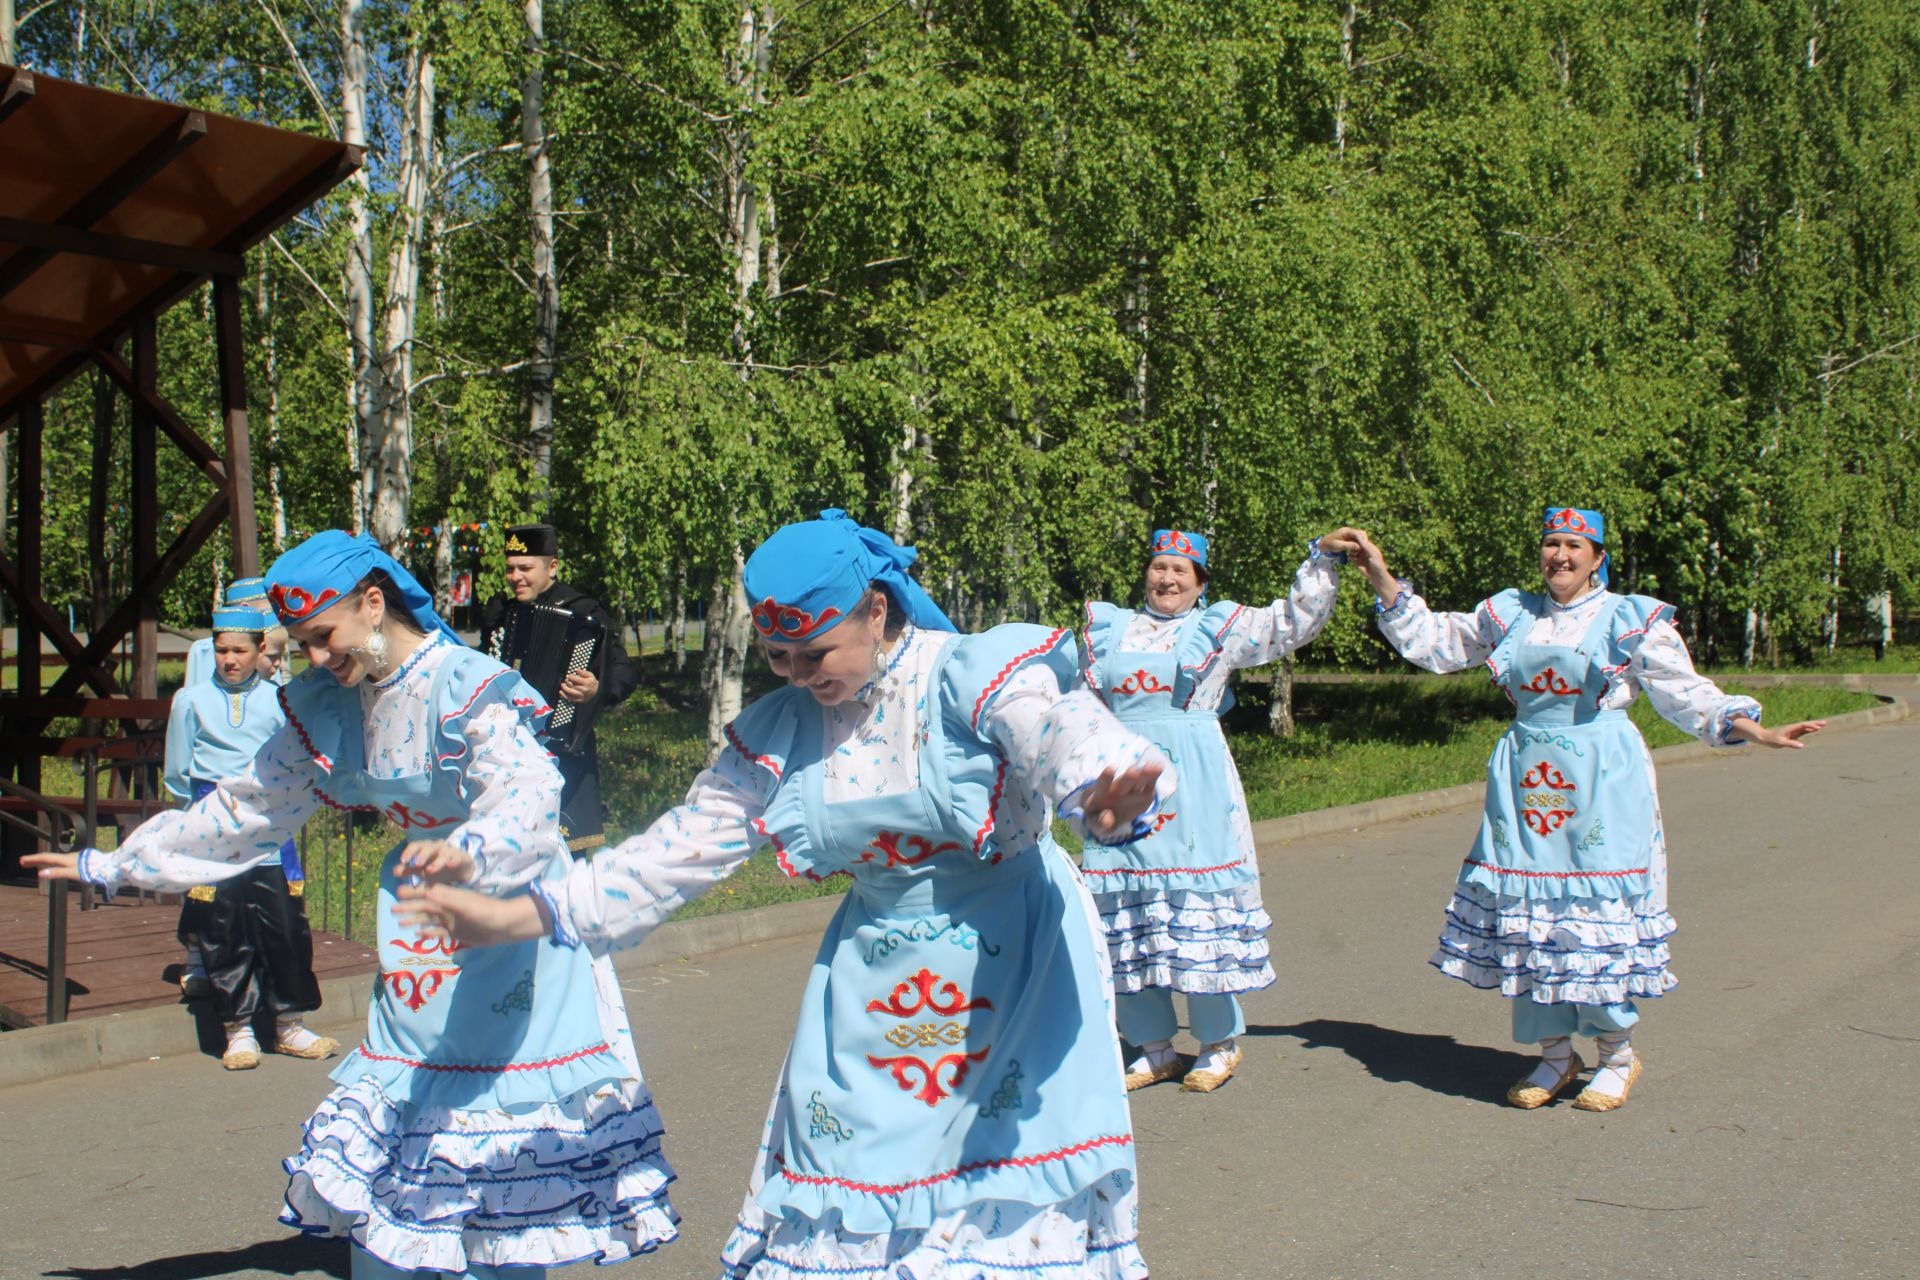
left=0, top=62, right=361, bottom=424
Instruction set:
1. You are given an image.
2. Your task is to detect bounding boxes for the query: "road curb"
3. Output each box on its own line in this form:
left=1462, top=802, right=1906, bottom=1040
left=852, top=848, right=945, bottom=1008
left=4, top=692, right=1904, bottom=1088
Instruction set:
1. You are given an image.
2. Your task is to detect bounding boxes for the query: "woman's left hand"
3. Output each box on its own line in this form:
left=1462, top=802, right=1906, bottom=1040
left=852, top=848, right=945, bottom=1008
left=396, top=839, right=477, bottom=884
left=1728, top=716, right=1826, bottom=749
left=395, top=882, right=547, bottom=948
left=1319, top=527, right=1366, bottom=557
left=1083, top=764, right=1163, bottom=842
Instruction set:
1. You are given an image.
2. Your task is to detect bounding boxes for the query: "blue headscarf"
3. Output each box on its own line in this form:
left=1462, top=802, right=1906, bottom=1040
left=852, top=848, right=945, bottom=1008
left=1542, top=506, right=1609, bottom=588
left=265, top=531, right=461, bottom=644
left=210, top=605, right=270, bottom=635
left=224, top=576, right=269, bottom=605
left=742, top=509, right=955, bottom=641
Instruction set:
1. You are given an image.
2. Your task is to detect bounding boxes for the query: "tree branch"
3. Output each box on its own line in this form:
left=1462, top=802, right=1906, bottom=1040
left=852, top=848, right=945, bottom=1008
left=1816, top=332, right=1920, bottom=384
left=253, top=0, right=340, bottom=134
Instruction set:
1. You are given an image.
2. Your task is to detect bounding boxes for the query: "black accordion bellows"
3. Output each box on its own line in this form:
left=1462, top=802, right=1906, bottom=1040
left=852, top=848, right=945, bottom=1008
left=482, top=602, right=608, bottom=755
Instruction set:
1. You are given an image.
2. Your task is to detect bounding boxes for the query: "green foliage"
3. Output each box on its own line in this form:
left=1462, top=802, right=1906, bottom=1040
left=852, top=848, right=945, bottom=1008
left=8, top=0, right=1919, bottom=666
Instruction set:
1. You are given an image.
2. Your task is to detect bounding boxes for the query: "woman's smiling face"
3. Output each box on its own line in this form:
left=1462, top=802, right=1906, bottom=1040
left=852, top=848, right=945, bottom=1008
left=1539, top=532, right=1602, bottom=602
left=1144, top=555, right=1205, bottom=616
left=760, top=590, right=889, bottom=706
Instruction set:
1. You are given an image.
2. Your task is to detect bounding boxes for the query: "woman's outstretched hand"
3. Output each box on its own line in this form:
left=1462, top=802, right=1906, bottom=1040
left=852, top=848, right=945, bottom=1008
left=396, top=839, right=477, bottom=885
left=1319, top=527, right=1366, bottom=557
left=1082, top=764, right=1163, bottom=843
left=395, top=882, right=547, bottom=948
left=1727, top=717, right=1826, bottom=750
left=21, top=852, right=82, bottom=883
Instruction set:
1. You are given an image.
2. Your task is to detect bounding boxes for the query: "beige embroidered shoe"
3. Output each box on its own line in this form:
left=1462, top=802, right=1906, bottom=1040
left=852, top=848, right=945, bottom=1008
left=1181, top=1042, right=1242, bottom=1093
left=1572, top=1053, right=1642, bottom=1112
left=1123, top=1046, right=1186, bottom=1092
left=222, top=1037, right=262, bottom=1071
left=1506, top=1051, right=1585, bottom=1109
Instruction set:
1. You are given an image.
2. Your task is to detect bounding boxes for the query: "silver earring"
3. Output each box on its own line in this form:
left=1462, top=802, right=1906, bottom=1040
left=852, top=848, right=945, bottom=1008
left=356, top=622, right=391, bottom=676
left=1588, top=571, right=1600, bottom=589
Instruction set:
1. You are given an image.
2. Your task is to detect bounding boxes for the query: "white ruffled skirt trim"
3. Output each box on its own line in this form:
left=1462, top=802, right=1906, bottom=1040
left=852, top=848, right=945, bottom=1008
left=282, top=1074, right=679, bottom=1273
left=719, top=1169, right=1146, bottom=1280
left=1430, top=880, right=1677, bottom=1005
left=1098, top=886, right=1273, bottom=995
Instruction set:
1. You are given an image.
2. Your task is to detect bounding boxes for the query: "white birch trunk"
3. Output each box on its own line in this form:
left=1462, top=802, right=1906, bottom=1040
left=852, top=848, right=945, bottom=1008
left=368, top=36, right=435, bottom=557
left=341, top=0, right=375, bottom=537
left=1868, top=590, right=1893, bottom=660
left=1335, top=2, right=1356, bottom=158
left=524, top=0, right=557, bottom=500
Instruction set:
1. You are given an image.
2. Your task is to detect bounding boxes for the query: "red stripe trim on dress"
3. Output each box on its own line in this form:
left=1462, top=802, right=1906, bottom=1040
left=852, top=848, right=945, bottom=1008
left=1080, top=859, right=1244, bottom=877
left=352, top=1042, right=611, bottom=1073
left=972, top=759, right=1008, bottom=855
left=1597, top=603, right=1676, bottom=705
left=439, top=670, right=509, bottom=731
left=311, top=786, right=377, bottom=814
left=773, top=1132, right=1133, bottom=1196
left=1180, top=604, right=1247, bottom=708
left=277, top=686, right=334, bottom=772
left=1081, top=602, right=1101, bottom=698
left=755, top=815, right=819, bottom=882
left=1480, top=597, right=1509, bottom=636
left=1463, top=859, right=1647, bottom=879
left=726, top=722, right=784, bottom=779
left=970, top=628, right=1070, bottom=729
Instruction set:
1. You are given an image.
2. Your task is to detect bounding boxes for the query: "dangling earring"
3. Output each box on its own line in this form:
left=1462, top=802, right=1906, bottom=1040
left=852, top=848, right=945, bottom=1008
left=1588, top=571, right=1600, bottom=589
left=356, top=616, right=391, bottom=677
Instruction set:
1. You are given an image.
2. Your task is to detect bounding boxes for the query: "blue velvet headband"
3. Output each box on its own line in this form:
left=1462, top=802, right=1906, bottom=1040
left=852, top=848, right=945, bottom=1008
left=1542, top=506, right=1609, bottom=587
left=210, top=605, right=269, bottom=634
left=225, top=576, right=269, bottom=604
left=266, top=531, right=461, bottom=644
left=1147, top=528, right=1209, bottom=569
left=743, top=509, right=955, bottom=642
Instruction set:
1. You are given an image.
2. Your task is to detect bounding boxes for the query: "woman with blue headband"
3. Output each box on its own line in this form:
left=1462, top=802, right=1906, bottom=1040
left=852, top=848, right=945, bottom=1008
left=1078, top=526, right=1360, bottom=1095
left=30, top=531, right=679, bottom=1278
left=397, top=509, right=1173, bottom=1279
left=1350, top=509, right=1825, bottom=1111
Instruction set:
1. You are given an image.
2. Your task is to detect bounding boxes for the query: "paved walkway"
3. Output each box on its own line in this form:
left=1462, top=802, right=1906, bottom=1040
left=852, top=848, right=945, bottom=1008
left=3, top=713, right=1915, bottom=1279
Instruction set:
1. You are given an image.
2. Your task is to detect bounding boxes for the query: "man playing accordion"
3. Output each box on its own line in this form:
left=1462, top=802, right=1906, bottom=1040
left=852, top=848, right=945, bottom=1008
left=479, top=521, right=637, bottom=853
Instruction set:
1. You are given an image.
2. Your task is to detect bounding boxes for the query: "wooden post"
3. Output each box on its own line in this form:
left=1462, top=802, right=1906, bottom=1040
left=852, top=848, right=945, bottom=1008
left=212, top=274, right=260, bottom=577
left=131, top=315, right=158, bottom=700
left=18, top=396, right=41, bottom=797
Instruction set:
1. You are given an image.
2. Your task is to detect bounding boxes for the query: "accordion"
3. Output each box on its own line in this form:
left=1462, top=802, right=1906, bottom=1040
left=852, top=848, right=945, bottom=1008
left=482, top=601, right=609, bottom=755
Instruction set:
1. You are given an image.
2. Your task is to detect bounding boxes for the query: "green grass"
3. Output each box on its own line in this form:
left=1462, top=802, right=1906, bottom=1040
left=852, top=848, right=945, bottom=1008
left=1699, top=641, right=1920, bottom=675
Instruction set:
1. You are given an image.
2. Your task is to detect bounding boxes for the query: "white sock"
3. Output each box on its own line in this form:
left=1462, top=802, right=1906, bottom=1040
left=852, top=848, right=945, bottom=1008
left=224, top=1023, right=259, bottom=1052
left=1585, top=1033, right=1635, bottom=1098
left=274, top=1016, right=324, bottom=1051
left=1126, top=1039, right=1178, bottom=1075
left=1192, top=1039, right=1238, bottom=1074
left=1523, top=1035, right=1576, bottom=1090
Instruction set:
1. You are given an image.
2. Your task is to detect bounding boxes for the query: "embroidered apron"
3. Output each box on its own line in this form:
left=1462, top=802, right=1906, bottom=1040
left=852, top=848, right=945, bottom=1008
left=1465, top=596, right=1656, bottom=900
left=1077, top=611, right=1253, bottom=895
left=754, top=637, right=1132, bottom=1230
left=319, top=658, right=620, bottom=1109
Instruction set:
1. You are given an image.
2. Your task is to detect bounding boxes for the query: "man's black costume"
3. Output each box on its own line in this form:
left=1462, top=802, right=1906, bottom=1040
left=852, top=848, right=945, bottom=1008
left=479, top=523, right=636, bottom=853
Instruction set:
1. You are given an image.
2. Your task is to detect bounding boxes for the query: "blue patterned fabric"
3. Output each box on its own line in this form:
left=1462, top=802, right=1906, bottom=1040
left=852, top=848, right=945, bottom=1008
left=211, top=604, right=270, bottom=634
left=1147, top=527, right=1208, bottom=569
left=742, top=509, right=954, bottom=641
left=225, top=576, right=269, bottom=603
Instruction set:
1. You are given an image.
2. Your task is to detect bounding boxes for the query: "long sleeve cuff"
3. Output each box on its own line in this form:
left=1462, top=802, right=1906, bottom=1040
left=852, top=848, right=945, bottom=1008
left=1058, top=779, right=1163, bottom=847
left=77, top=848, right=122, bottom=897
left=1307, top=536, right=1348, bottom=566
left=1711, top=698, right=1764, bottom=748
left=528, top=878, right=579, bottom=949
left=1374, top=578, right=1414, bottom=617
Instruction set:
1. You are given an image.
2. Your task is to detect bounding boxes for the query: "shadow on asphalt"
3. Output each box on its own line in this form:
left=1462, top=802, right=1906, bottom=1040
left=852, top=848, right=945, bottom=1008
left=43, top=1235, right=345, bottom=1279
left=1251, top=1018, right=1536, bottom=1105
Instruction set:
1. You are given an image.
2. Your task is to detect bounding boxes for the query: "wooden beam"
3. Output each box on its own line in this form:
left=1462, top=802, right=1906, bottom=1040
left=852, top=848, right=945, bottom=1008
left=130, top=316, right=158, bottom=699
left=219, top=146, right=364, bottom=254
left=0, top=316, right=95, bottom=352
left=0, top=109, right=207, bottom=304
left=0, top=549, right=121, bottom=696
left=0, top=67, right=34, bottom=128
left=46, top=489, right=230, bottom=700
left=0, top=214, right=245, bottom=278
left=0, top=141, right=359, bottom=430
left=90, top=345, right=228, bottom=484
left=212, top=275, right=259, bottom=576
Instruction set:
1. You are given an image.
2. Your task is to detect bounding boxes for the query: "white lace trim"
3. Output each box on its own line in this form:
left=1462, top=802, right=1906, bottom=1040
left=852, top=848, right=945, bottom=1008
left=720, top=1169, right=1146, bottom=1280
left=1431, top=882, right=1677, bottom=1004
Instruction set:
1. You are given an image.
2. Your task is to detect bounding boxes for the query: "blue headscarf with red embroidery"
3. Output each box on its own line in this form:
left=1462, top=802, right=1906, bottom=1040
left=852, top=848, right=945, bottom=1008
left=743, top=509, right=955, bottom=642
left=1542, top=506, right=1610, bottom=588
left=1147, top=528, right=1209, bottom=570
left=265, top=531, right=461, bottom=644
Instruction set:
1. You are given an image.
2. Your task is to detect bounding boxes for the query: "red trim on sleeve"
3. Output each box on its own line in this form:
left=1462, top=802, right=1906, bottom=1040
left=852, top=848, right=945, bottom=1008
left=970, top=628, right=1070, bottom=730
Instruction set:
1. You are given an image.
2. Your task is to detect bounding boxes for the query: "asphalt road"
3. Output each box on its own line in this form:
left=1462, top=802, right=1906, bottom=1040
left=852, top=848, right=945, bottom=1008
left=3, top=713, right=1914, bottom=1280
